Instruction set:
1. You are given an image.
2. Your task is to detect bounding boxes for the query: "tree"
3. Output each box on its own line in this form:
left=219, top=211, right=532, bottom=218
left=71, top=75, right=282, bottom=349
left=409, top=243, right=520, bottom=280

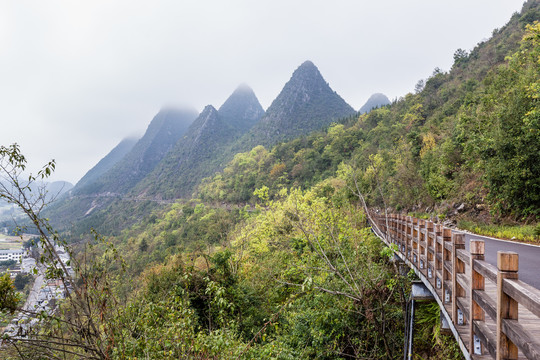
left=0, top=273, right=19, bottom=313
left=0, top=144, right=118, bottom=359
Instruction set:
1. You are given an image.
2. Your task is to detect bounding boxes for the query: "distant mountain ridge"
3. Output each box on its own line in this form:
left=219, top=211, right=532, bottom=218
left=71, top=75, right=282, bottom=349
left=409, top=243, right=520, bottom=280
left=134, top=85, right=265, bottom=198
left=45, top=60, right=360, bottom=223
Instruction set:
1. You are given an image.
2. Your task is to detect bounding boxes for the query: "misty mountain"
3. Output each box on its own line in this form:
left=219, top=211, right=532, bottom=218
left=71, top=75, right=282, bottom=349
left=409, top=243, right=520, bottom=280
left=76, top=108, right=198, bottom=195
left=359, top=93, right=391, bottom=114
left=218, top=84, right=265, bottom=130
left=134, top=85, right=265, bottom=198
left=73, top=137, right=138, bottom=191
left=237, top=60, right=356, bottom=150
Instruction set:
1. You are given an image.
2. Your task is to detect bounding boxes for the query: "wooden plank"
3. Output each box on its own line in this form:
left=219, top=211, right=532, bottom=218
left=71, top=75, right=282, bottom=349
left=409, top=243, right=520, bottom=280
left=444, top=240, right=453, bottom=252
left=503, top=278, right=540, bottom=319
left=457, top=273, right=470, bottom=294
left=473, top=290, right=497, bottom=322
left=436, top=270, right=443, bottom=285
left=502, top=319, right=540, bottom=360
left=457, top=249, right=470, bottom=263
left=474, top=259, right=497, bottom=284
left=457, top=296, right=471, bottom=320
left=444, top=261, right=452, bottom=274
left=474, top=320, right=497, bottom=358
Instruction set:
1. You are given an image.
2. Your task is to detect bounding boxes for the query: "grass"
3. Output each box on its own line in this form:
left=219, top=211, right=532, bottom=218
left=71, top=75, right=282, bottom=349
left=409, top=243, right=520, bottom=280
left=407, top=211, right=446, bottom=221
left=457, top=220, right=540, bottom=244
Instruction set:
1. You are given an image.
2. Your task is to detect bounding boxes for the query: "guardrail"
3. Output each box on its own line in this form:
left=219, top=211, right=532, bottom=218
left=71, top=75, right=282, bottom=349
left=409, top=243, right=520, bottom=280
left=371, top=213, right=540, bottom=360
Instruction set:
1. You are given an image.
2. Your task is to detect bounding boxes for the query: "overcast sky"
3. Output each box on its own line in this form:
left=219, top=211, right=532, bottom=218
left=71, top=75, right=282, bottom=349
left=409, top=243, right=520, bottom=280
left=0, top=0, right=525, bottom=184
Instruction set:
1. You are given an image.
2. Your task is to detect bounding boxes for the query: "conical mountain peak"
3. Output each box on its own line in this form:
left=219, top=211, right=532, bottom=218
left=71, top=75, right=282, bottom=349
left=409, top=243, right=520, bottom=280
left=236, top=61, right=355, bottom=148
left=295, top=60, right=319, bottom=74
left=218, top=84, right=265, bottom=130
left=201, top=104, right=218, bottom=115
left=359, top=93, right=391, bottom=114
left=233, top=83, right=254, bottom=94
left=287, top=60, right=326, bottom=88
left=197, top=105, right=220, bottom=130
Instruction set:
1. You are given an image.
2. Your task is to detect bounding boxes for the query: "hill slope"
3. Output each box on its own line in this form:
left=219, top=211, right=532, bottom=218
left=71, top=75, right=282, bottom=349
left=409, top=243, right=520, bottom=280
left=73, top=137, right=138, bottom=191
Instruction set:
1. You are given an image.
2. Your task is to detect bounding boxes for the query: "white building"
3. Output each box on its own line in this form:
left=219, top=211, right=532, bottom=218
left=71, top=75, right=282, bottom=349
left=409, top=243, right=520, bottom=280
left=0, top=249, right=24, bottom=262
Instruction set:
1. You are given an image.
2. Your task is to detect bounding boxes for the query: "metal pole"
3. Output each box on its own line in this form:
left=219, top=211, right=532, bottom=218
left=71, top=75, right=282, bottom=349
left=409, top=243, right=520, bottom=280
left=408, top=299, right=415, bottom=360
left=403, top=300, right=410, bottom=360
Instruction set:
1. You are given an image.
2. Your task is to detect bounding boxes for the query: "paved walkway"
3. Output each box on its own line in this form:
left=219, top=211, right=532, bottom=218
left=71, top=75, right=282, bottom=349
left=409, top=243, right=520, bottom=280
left=460, top=232, right=540, bottom=290
left=22, top=266, right=44, bottom=312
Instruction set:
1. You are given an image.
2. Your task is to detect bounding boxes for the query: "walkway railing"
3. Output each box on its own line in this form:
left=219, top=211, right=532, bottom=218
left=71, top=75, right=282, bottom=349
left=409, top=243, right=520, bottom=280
left=370, top=213, right=540, bottom=360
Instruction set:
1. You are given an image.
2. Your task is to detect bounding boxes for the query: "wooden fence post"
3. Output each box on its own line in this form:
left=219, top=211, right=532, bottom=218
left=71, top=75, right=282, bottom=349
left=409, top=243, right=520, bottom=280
left=470, top=240, right=485, bottom=355
left=416, top=219, right=424, bottom=267
left=396, top=215, right=407, bottom=244
left=411, top=218, right=418, bottom=261
left=496, top=251, right=518, bottom=360
left=442, top=228, right=452, bottom=304
left=407, top=216, right=412, bottom=255
left=435, top=224, right=443, bottom=290
left=426, top=221, right=434, bottom=280
left=452, top=233, right=465, bottom=322
left=424, top=221, right=432, bottom=274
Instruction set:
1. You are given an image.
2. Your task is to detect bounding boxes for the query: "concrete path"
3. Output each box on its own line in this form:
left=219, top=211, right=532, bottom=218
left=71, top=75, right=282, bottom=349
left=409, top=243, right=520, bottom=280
left=22, top=266, right=44, bottom=312
left=460, top=231, right=540, bottom=290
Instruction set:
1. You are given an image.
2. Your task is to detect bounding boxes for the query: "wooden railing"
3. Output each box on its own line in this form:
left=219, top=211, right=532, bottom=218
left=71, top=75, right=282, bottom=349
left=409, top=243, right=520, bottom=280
left=370, top=213, right=540, bottom=360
